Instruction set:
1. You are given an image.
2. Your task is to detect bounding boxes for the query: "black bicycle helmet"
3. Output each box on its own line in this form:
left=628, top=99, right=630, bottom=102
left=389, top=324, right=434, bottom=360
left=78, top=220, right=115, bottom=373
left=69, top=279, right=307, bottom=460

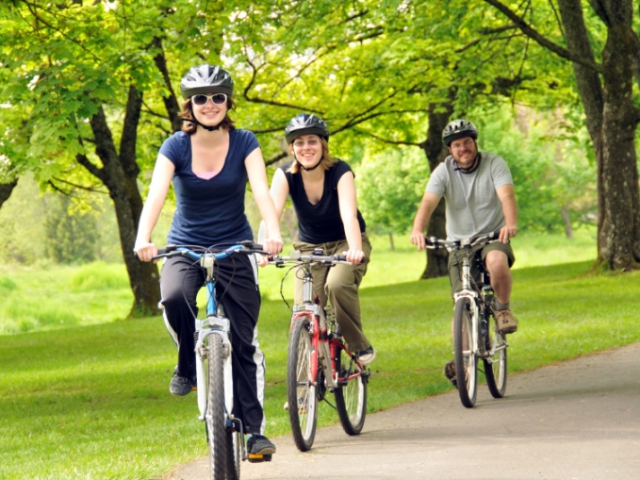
left=180, top=64, right=234, bottom=98
left=442, top=119, right=478, bottom=147
left=284, top=114, right=329, bottom=144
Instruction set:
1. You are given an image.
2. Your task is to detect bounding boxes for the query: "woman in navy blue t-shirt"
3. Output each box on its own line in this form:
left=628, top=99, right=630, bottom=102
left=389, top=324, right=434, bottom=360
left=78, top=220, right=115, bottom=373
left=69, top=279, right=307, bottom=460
left=134, top=64, right=282, bottom=456
left=266, top=114, right=375, bottom=365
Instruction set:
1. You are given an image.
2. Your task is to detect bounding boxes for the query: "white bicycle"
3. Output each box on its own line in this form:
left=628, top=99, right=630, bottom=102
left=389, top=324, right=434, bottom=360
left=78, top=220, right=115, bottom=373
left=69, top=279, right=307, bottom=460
left=154, top=241, right=270, bottom=480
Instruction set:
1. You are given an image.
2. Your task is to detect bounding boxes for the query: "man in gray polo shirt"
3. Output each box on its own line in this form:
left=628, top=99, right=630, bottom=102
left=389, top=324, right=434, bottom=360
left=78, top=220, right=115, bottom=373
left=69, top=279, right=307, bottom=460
left=411, top=120, right=519, bottom=380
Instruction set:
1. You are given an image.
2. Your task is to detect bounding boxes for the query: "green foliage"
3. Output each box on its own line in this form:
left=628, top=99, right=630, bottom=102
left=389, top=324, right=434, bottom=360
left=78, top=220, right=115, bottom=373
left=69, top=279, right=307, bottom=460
left=45, top=195, right=99, bottom=264
left=0, top=175, right=121, bottom=265
left=476, top=105, right=597, bottom=233
left=355, top=148, right=428, bottom=234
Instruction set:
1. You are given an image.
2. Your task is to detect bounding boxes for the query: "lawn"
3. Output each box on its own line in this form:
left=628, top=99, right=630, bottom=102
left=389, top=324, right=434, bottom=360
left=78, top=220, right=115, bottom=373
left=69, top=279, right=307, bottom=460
left=2, top=227, right=636, bottom=480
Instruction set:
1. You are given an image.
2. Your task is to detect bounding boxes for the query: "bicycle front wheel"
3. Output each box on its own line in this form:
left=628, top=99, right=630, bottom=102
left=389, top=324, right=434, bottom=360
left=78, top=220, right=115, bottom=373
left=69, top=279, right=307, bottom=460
left=205, top=334, right=227, bottom=479
left=454, top=297, right=477, bottom=408
left=287, top=316, right=318, bottom=451
left=334, top=346, right=367, bottom=435
left=484, top=309, right=508, bottom=398
left=225, top=428, right=241, bottom=480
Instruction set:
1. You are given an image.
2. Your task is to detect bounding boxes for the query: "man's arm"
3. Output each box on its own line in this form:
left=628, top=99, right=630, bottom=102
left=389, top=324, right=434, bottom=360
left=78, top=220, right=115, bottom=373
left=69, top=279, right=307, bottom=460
left=496, top=184, right=518, bottom=243
left=410, top=192, right=442, bottom=250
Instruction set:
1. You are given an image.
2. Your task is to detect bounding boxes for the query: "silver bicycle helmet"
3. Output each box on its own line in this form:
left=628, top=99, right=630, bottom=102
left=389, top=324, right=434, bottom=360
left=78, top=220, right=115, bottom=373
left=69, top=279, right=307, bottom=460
left=284, top=114, right=329, bottom=144
left=180, top=64, right=234, bottom=98
left=442, top=119, right=478, bottom=147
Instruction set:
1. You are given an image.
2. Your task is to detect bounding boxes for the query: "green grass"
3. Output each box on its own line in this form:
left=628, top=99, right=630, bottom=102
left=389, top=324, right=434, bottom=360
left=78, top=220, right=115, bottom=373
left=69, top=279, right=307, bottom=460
left=1, top=257, right=640, bottom=478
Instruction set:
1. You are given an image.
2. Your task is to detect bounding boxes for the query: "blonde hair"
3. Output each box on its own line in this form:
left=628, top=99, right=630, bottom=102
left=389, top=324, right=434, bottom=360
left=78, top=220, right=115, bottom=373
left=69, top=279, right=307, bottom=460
left=179, top=97, right=236, bottom=134
left=287, top=137, right=337, bottom=174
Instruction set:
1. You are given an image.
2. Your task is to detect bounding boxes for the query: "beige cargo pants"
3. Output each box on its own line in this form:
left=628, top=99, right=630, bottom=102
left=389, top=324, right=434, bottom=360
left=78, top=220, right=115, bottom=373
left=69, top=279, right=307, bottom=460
left=292, top=233, right=372, bottom=353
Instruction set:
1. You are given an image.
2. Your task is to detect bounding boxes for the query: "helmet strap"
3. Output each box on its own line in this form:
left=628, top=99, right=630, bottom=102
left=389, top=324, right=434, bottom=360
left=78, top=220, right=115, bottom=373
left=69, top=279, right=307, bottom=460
left=182, top=117, right=222, bottom=132
left=454, top=153, right=481, bottom=174
left=295, top=155, right=324, bottom=172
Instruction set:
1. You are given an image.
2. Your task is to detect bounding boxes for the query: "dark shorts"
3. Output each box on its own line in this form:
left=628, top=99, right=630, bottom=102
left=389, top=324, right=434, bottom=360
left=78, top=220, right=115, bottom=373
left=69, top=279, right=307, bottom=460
left=448, top=241, right=515, bottom=295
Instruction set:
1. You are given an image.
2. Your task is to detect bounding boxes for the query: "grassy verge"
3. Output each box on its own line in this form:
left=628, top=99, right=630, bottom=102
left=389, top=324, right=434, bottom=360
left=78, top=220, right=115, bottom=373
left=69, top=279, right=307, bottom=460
left=1, top=257, right=638, bottom=479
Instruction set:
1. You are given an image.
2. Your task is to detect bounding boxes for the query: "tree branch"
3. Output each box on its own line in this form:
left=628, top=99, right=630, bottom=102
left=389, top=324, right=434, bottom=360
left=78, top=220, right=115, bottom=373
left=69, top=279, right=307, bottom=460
left=483, top=0, right=604, bottom=73
left=352, top=128, right=422, bottom=147
left=49, top=177, right=107, bottom=195
left=264, top=151, right=288, bottom=167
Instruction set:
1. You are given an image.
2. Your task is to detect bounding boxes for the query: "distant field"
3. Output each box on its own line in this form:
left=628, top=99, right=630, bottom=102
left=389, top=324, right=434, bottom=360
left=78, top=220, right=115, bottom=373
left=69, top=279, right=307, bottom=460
left=0, top=228, right=597, bottom=335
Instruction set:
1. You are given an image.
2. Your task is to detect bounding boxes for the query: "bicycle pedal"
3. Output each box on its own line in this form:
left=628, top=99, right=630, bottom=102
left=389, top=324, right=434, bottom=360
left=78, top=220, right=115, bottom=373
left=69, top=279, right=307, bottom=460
left=247, top=454, right=272, bottom=463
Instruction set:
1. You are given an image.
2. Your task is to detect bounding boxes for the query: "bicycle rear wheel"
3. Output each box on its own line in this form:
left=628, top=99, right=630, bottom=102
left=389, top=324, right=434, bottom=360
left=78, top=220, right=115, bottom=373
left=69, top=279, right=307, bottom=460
left=454, top=297, right=477, bottom=408
left=225, top=428, right=241, bottom=480
left=287, top=316, right=318, bottom=451
left=484, top=309, right=508, bottom=398
left=334, top=346, right=367, bottom=435
left=205, top=334, right=227, bottom=479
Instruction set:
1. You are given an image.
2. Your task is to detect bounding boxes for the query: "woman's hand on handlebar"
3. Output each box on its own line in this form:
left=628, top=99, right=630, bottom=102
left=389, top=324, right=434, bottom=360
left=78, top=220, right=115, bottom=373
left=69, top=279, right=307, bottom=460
left=255, top=236, right=283, bottom=267
left=262, top=236, right=284, bottom=256
left=134, top=242, right=158, bottom=262
left=343, top=248, right=365, bottom=265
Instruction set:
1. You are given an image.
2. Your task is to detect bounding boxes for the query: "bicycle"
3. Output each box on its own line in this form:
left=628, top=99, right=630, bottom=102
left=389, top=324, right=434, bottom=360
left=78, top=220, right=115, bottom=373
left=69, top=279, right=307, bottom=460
left=152, top=241, right=270, bottom=480
left=424, top=232, right=508, bottom=408
left=269, top=249, right=369, bottom=451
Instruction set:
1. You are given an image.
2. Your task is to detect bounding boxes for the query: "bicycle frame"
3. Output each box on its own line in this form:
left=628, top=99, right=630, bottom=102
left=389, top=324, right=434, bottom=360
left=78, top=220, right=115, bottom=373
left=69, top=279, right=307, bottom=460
left=426, top=234, right=506, bottom=361
left=292, top=261, right=351, bottom=391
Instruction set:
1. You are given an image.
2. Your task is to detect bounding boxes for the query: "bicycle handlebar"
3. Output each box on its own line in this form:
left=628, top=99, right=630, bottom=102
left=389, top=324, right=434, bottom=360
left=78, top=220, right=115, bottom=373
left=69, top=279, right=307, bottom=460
left=268, top=250, right=351, bottom=267
left=152, top=240, right=270, bottom=261
left=424, top=231, right=500, bottom=252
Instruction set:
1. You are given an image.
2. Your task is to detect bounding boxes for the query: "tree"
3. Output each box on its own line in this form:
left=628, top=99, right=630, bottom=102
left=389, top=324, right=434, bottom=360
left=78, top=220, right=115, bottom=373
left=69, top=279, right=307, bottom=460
left=0, top=0, right=230, bottom=314
left=484, top=0, right=640, bottom=270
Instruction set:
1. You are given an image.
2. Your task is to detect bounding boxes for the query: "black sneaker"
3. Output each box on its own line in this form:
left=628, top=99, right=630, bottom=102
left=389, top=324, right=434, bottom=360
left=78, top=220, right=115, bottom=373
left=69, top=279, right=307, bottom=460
left=356, top=346, right=376, bottom=365
left=169, top=373, right=195, bottom=396
left=247, top=434, right=276, bottom=456
left=444, top=360, right=457, bottom=388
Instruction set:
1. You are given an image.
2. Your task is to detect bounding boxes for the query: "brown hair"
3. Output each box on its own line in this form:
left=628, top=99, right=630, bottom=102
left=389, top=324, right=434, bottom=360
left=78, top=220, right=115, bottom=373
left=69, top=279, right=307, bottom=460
left=179, top=97, right=236, bottom=134
left=287, top=137, right=337, bottom=174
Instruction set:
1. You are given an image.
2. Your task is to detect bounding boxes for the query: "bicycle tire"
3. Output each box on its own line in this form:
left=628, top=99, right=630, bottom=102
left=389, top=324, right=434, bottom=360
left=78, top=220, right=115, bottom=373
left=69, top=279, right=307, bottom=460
left=484, top=310, right=508, bottom=398
left=225, top=428, right=241, bottom=480
left=334, top=346, right=367, bottom=435
left=205, top=334, right=227, bottom=479
left=287, top=315, right=318, bottom=452
left=454, top=297, right=477, bottom=408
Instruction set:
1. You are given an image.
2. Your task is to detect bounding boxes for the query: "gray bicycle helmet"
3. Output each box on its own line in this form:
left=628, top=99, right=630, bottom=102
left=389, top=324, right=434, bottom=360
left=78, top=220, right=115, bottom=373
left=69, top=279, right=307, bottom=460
left=442, top=119, right=478, bottom=146
left=284, top=114, right=329, bottom=144
left=180, top=64, right=234, bottom=98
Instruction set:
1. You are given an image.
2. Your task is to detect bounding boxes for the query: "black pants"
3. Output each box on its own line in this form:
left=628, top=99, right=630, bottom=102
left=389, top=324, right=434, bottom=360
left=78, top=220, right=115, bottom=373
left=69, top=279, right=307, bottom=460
left=160, top=254, right=266, bottom=435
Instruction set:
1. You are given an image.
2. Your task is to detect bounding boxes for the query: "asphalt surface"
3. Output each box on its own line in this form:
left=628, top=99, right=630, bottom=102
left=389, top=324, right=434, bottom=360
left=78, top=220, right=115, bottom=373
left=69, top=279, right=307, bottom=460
left=166, top=343, right=640, bottom=480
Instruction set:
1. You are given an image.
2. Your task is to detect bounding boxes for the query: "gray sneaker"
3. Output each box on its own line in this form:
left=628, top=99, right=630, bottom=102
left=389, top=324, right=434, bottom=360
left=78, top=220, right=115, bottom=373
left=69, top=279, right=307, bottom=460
left=494, top=309, right=518, bottom=334
left=169, top=373, right=195, bottom=396
left=356, top=347, right=376, bottom=365
left=444, top=360, right=457, bottom=388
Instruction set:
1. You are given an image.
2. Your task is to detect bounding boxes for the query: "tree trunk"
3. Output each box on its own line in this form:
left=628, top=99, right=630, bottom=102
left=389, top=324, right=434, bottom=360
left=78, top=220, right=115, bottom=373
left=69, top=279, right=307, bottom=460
left=597, top=5, right=640, bottom=269
left=418, top=102, right=453, bottom=279
left=388, top=232, right=395, bottom=251
left=0, top=178, right=18, bottom=209
left=83, top=89, right=162, bottom=316
left=561, top=206, right=574, bottom=240
left=556, top=0, right=640, bottom=269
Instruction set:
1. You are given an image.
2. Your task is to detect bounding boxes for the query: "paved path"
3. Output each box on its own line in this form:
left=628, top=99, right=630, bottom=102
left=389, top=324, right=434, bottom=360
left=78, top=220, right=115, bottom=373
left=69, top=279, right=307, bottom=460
left=166, top=343, right=640, bottom=480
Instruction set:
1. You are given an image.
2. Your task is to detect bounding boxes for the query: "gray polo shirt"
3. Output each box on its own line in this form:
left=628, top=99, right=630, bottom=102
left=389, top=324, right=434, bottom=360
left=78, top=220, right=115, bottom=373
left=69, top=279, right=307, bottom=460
left=426, top=152, right=513, bottom=241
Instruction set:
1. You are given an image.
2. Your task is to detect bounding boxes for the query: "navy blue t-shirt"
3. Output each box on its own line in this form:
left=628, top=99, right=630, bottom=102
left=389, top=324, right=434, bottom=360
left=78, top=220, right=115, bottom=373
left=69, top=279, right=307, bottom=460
left=160, top=129, right=259, bottom=246
left=281, top=160, right=366, bottom=244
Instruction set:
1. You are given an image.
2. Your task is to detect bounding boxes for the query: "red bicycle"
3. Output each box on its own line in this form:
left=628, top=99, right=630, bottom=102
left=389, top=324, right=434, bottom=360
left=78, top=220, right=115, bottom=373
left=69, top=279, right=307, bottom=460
left=270, top=250, right=369, bottom=451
